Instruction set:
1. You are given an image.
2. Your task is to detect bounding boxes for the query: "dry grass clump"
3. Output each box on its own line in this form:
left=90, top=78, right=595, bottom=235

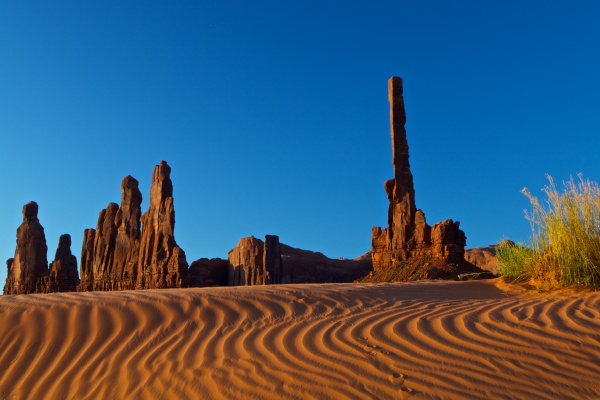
left=498, top=174, right=600, bottom=290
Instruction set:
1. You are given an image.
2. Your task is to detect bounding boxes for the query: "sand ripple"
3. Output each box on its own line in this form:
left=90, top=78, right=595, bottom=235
left=1, top=280, right=599, bottom=399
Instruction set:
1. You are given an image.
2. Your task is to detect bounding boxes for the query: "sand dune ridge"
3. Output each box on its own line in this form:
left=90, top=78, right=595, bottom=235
left=1, top=280, right=599, bottom=399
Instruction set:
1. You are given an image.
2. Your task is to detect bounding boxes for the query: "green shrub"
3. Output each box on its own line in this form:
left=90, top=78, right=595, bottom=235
left=496, top=241, right=536, bottom=283
left=498, top=174, right=600, bottom=290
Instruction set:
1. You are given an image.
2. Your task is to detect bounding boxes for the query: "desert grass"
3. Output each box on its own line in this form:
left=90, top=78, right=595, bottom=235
left=498, top=174, right=600, bottom=290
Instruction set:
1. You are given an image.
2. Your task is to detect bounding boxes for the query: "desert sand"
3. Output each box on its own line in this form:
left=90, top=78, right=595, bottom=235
left=1, top=279, right=599, bottom=399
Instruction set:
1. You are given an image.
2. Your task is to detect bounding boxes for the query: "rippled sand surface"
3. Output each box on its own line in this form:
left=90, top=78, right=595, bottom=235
left=1, top=279, right=599, bottom=399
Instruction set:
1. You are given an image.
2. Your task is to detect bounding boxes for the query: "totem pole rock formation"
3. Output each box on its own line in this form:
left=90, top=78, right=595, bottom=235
left=227, top=235, right=288, bottom=286
left=3, top=202, right=49, bottom=294
left=48, top=234, right=79, bottom=292
left=371, top=77, right=476, bottom=278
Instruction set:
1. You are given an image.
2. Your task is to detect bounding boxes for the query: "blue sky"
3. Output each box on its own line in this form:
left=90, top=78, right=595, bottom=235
left=1, top=1, right=600, bottom=286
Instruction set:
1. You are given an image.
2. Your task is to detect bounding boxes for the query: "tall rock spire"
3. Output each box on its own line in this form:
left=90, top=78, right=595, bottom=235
left=78, top=176, right=143, bottom=291
left=371, top=77, right=471, bottom=277
left=113, top=176, right=142, bottom=289
left=78, top=228, right=96, bottom=291
left=78, top=162, right=188, bottom=292
left=137, top=161, right=188, bottom=289
left=3, top=202, right=49, bottom=294
left=91, top=202, right=119, bottom=290
left=48, top=234, right=79, bottom=292
left=387, top=76, right=417, bottom=250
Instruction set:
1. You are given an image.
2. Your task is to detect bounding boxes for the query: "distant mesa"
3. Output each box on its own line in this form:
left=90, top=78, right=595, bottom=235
left=279, top=243, right=371, bottom=283
left=464, top=240, right=514, bottom=275
left=228, top=235, right=285, bottom=286
left=3, top=77, right=495, bottom=295
left=227, top=235, right=371, bottom=286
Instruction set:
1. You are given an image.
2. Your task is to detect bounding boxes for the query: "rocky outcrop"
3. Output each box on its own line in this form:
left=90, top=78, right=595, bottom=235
left=78, top=229, right=96, bottom=291
left=431, top=219, right=467, bottom=261
left=227, top=235, right=371, bottom=286
left=189, top=258, right=228, bottom=287
left=81, top=176, right=143, bottom=291
left=464, top=242, right=510, bottom=275
left=137, top=161, right=188, bottom=289
left=78, top=163, right=187, bottom=292
left=3, top=202, right=49, bottom=295
left=227, top=235, right=295, bottom=286
left=280, top=245, right=371, bottom=283
left=89, top=202, right=119, bottom=290
left=371, top=77, right=481, bottom=279
left=264, top=235, right=288, bottom=284
left=48, top=234, right=79, bottom=292
left=228, top=236, right=269, bottom=286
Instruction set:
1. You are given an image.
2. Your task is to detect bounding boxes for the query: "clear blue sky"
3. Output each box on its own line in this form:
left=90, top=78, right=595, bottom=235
left=1, top=1, right=600, bottom=286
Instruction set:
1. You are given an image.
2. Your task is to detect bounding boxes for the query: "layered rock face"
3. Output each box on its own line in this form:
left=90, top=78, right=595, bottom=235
left=264, top=235, right=285, bottom=284
left=227, top=235, right=292, bottom=286
left=228, top=236, right=271, bottom=286
left=371, top=77, right=475, bottom=277
left=3, top=202, right=49, bottom=295
left=48, top=234, right=79, bottom=292
left=79, top=162, right=188, bottom=292
left=226, top=235, right=370, bottom=286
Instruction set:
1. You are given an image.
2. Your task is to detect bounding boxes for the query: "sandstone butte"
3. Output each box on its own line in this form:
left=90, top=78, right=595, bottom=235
left=3, top=77, right=493, bottom=295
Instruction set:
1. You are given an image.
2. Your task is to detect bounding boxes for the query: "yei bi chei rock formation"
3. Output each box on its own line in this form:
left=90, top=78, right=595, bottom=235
left=79, top=161, right=188, bottom=291
left=371, top=77, right=482, bottom=279
left=3, top=161, right=372, bottom=295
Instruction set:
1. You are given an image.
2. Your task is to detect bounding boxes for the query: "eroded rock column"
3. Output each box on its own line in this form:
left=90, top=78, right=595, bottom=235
left=137, top=161, right=188, bottom=289
left=3, top=202, right=49, bottom=295
left=388, top=77, right=417, bottom=251
left=48, top=234, right=79, bottom=292
left=371, top=77, right=468, bottom=273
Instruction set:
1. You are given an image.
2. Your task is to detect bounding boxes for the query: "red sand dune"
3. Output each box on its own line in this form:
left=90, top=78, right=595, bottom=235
left=1, top=279, right=599, bottom=399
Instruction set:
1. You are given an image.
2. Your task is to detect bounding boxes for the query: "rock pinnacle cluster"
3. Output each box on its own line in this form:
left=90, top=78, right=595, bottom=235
left=3, top=77, right=489, bottom=295
left=3, top=202, right=79, bottom=294
left=79, top=161, right=188, bottom=291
